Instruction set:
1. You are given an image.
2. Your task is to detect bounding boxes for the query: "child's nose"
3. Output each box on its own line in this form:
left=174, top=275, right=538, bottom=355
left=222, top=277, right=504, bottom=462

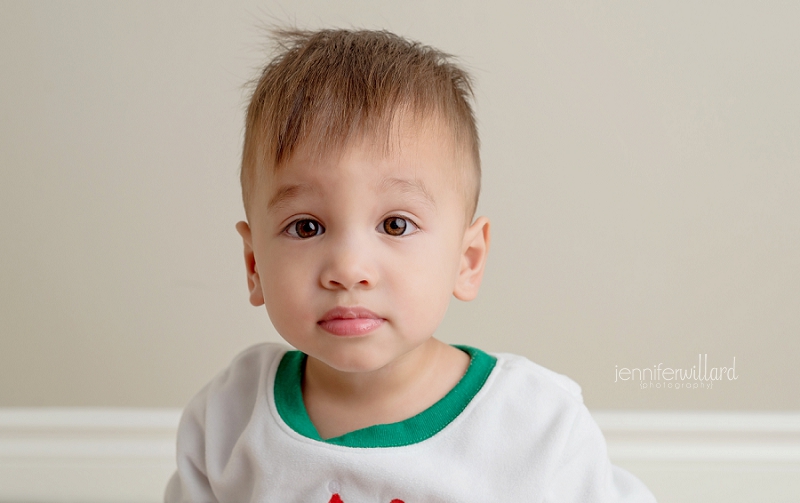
left=319, top=236, right=377, bottom=291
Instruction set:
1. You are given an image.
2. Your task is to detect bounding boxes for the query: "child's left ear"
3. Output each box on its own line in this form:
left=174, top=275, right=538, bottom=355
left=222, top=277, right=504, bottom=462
left=453, top=216, right=490, bottom=301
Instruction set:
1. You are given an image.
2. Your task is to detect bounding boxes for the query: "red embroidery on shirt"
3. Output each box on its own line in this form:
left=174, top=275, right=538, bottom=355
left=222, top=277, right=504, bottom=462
left=328, top=494, right=404, bottom=503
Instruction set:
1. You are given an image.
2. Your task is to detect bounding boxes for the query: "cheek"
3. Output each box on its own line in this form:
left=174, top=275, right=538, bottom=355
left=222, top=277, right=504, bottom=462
left=257, top=249, right=316, bottom=325
left=392, top=237, right=459, bottom=314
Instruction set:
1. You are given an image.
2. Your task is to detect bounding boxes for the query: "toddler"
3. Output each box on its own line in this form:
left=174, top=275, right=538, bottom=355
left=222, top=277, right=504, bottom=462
left=165, top=28, right=656, bottom=502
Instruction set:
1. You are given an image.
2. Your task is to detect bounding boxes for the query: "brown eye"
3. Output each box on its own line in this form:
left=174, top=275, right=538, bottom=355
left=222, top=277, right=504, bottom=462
left=288, top=219, right=324, bottom=238
left=382, top=217, right=416, bottom=236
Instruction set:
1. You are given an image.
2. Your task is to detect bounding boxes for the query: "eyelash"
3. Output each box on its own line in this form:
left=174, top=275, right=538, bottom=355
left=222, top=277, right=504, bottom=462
left=283, top=216, right=419, bottom=239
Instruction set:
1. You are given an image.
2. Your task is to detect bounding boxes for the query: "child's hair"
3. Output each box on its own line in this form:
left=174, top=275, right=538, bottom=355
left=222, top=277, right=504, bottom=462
left=240, top=28, right=481, bottom=218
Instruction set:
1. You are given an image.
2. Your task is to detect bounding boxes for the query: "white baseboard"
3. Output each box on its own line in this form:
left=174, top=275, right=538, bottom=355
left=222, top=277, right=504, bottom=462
left=593, top=411, right=800, bottom=503
left=0, top=408, right=180, bottom=503
left=594, top=411, right=800, bottom=461
left=1, top=408, right=799, bottom=502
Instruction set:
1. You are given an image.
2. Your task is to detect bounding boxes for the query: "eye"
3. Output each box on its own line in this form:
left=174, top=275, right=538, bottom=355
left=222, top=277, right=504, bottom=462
left=380, top=216, right=418, bottom=237
left=286, top=219, right=325, bottom=239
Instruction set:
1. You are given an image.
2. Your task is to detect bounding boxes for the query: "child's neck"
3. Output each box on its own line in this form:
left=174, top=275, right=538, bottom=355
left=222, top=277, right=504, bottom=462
left=301, top=338, right=470, bottom=440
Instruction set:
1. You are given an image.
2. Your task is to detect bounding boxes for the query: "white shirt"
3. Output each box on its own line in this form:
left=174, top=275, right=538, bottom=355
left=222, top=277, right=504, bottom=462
left=165, top=343, right=656, bottom=502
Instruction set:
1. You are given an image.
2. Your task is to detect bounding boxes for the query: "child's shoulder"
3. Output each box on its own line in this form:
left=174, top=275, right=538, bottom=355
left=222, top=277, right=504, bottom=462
left=204, top=342, right=290, bottom=393
left=179, top=343, right=289, bottom=422
left=225, top=341, right=290, bottom=371
left=484, top=350, right=586, bottom=407
left=197, top=341, right=285, bottom=381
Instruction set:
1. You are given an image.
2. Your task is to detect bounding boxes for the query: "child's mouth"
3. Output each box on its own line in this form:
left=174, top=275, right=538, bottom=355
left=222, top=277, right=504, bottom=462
left=318, top=307, right=385, bottom=336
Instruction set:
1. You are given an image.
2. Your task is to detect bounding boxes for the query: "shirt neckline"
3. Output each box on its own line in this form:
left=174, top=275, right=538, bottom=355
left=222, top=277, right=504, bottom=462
left=273, top=345, right=497, bottom=448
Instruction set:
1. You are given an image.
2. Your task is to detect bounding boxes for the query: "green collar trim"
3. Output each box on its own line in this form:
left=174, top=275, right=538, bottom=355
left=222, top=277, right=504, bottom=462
left=274, top=346, right=496, bottom=448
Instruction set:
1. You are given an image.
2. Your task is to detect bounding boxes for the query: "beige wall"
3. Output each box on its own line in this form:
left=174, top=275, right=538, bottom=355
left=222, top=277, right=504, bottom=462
left=1, top=1, right=798, bottom=410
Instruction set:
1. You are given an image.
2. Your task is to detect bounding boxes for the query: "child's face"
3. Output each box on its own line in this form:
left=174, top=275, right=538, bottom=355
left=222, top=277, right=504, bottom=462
left=237, top=116, right=489, bottom=374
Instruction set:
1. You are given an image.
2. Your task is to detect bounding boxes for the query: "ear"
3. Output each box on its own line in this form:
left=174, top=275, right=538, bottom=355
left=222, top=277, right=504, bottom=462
left=235, top=221, right=265, bottom=307
left=453, top=216, right=490, bottom=301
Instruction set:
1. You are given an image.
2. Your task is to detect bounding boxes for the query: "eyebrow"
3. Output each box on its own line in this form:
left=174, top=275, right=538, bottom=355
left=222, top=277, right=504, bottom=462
left=267, top=183, right=319, bottom=211
left=377, top=177, right=436, bottom=208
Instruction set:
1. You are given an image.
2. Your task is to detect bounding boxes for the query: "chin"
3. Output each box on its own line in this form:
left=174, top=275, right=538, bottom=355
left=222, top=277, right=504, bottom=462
left=321, top=355, right=390, bottom=374
left=311, top=345, right=398, bottom=374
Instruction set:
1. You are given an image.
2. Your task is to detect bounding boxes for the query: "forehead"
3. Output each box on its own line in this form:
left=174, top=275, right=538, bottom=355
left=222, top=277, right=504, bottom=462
left=264, top=114, right=467, bottom=200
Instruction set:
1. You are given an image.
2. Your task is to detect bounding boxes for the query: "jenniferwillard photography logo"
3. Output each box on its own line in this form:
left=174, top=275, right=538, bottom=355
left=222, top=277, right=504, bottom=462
left=615, top=354, right=739, bottom=390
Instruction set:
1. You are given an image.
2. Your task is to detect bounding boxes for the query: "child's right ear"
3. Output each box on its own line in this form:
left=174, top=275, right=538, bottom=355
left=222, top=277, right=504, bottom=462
left=235, top=221, right=265, bottom=307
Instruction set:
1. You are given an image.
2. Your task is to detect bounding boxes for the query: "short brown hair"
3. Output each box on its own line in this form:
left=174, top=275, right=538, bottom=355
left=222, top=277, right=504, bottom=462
left=241, top=28, right=481, bottom=218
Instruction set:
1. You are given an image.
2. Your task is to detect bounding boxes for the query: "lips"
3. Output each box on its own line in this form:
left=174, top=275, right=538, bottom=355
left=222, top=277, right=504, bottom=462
left=318, top=307, right=385, bottom=336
